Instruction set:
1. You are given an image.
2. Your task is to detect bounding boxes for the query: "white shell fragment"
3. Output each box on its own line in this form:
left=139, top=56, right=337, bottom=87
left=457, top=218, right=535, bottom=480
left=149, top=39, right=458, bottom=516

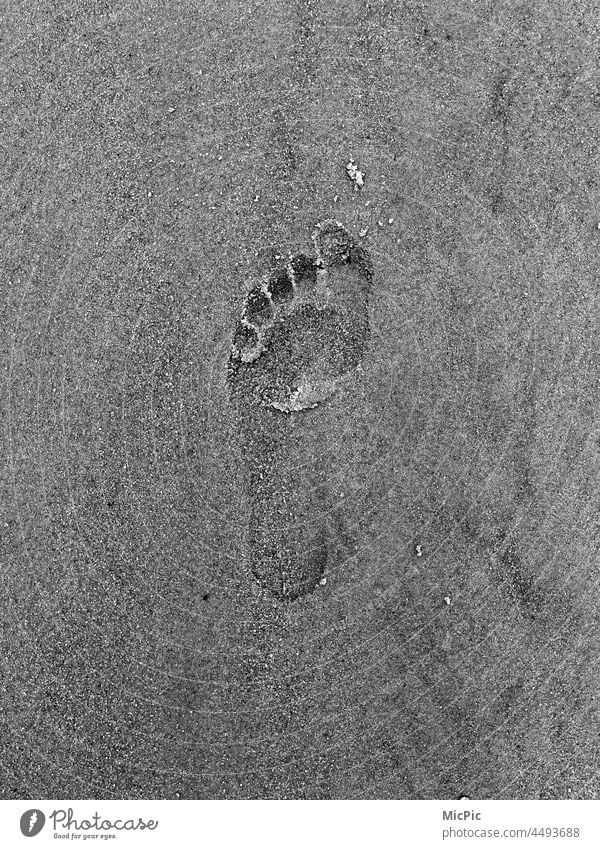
left=346, top=158, right=365, bottom=189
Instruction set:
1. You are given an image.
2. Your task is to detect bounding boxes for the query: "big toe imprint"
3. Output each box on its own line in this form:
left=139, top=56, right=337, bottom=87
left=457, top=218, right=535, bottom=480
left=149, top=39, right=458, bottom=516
left=227, top=220, right=373, bottom=600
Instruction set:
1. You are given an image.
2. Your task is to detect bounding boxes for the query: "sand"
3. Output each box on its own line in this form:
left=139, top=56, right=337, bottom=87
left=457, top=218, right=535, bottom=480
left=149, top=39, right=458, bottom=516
left=1, top=0, right=600, bottom=799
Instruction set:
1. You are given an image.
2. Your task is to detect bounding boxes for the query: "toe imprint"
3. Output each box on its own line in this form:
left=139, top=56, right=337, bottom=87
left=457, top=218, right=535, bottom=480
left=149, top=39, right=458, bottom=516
left=231, top=322, right=261, bottom=363
left=243, top=285, right=274, bottom=326
left=289, top=253, right=318, bottom=295
left=267, top=268, right=294, bottom=304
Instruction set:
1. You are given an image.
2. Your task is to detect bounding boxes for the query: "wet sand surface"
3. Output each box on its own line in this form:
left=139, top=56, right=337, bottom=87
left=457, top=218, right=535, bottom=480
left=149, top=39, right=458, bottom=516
left=2, top=1, right=600, bottom=798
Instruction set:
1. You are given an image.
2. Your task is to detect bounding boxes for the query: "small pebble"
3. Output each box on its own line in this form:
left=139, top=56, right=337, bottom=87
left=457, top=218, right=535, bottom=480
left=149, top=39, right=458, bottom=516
left=319, top=576, right=327, bottom=586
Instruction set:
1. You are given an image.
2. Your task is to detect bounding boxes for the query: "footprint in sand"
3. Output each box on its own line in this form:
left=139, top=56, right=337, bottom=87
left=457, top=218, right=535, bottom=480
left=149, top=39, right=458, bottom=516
left=227, top=220, right=373, bottom=600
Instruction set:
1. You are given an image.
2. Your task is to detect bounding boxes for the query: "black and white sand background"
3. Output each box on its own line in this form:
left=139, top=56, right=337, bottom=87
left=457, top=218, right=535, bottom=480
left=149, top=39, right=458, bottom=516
left=1, top=0, right=600, bottom=799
